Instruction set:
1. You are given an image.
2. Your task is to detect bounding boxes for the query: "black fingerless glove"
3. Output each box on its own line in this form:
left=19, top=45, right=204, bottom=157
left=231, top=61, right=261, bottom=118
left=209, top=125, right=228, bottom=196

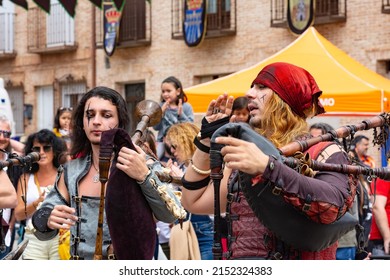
left=199, top=116, right=230, bottom=139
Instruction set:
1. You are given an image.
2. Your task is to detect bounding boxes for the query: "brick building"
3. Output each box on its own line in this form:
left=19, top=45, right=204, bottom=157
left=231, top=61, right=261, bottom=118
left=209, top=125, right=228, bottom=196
left=0, top=0, right=389, bottom=165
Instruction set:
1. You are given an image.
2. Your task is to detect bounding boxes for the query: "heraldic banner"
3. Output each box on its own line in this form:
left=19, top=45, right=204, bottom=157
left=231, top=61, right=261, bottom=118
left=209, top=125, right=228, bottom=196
left=103, top=1, right=123, bottom=57
left=183, top=0, right=207, bottom=47
left=287, top=0, right=314, bottom=35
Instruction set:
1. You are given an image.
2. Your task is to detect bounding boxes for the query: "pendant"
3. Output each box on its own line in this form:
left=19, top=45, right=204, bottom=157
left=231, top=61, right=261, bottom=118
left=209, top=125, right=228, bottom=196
left=93, top=173, right=100, bottom=183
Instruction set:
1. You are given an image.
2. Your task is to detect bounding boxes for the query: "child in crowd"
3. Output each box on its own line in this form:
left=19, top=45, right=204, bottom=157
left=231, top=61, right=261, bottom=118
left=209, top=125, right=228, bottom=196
left=53, top=107, right=72, bottom=146
left=231, top=96, right=250, bottom=123
left=153, top=76, right=194, bottom=160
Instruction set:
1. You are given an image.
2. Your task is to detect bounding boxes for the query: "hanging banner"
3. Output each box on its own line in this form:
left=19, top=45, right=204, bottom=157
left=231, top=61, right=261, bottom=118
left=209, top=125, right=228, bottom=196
left=103, top=1, right=122, bottom=57
left=58, top=0, right=77, bottom=17
left=33, top=0, right=50, bottom=14
left=112, top=0, right=125, bottom=11
left=4, top=0, right=105, bottom=13
left=287, top=0, right=314, bottom=35
left=9, top=0, right=27, bottom=9
left=89, top=0, right=103, bottom=8
left=183, top=0, right=207, bottom=47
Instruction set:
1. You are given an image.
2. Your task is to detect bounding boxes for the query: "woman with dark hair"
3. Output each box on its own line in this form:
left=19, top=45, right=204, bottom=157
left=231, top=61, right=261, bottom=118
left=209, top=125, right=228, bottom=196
left=32, top=86, right=185, bottom=260
left=14, top=129, right=67, bottom=259
left=153, top=76, right=194, bottom=160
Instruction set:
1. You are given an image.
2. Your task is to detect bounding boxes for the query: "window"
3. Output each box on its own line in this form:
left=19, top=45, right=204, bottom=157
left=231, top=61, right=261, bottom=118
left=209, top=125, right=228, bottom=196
left=28, top=0, right=76, bottom=53
left=0, top=0, right=15, bottom=55
left=46, top=0, right=75, bottom=47
left=95, top=0, right=151, bottom=48
left=125, top=83, right=145, bottom=133
left=37, top=86, right=54, bottom=130
left=271, top=0, right=346, bottom=28
left=7, top=87, right=24, bottom=135
left=207, top=0, right=232, bottom=32
left=383, top=0, right=390, bottom=13
left=172, top=0, right=236, bottom=39
left=194, top=73, right=231, bottom=85
left=377, top=60, right=390, bottom=79
left=61, top=82, right=87, bottom=109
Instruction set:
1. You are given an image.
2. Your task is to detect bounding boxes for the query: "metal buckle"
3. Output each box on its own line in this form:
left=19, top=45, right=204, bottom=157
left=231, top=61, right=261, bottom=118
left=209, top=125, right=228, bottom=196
left=107, top=254, right=116, bottom=260
left=272, top=186, right=282, bottom=195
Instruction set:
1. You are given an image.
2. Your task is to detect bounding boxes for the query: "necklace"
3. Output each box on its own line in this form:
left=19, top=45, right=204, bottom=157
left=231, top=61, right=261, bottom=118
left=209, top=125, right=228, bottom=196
left=92, top=160, right=100, bottom=183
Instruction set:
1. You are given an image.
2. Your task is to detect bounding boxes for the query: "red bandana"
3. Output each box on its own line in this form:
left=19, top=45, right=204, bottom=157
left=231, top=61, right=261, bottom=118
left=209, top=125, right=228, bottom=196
left=252, top=62, right=325, bottom=118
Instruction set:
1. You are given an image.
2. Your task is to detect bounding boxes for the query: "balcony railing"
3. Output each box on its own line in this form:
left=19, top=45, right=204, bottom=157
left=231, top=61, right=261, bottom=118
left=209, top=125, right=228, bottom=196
left=383, top=0, right=390, bottom=13
left=271, top=0, right=346, bottom=28
left=95, top=0, right=151, bottom=48
left=0, top=11, right=16, bottom=59
left=172, top=0, right=236, bottom=40
left=27, top=4, right=77, bottom=53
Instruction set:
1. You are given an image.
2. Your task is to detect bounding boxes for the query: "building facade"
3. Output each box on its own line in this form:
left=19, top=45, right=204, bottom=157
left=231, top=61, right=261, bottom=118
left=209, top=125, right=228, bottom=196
left=1, top=0, right=389, bottom=165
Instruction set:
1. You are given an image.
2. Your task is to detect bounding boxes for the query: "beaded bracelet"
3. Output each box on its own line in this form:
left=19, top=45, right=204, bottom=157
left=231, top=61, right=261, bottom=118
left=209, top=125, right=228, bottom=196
left=190, top=160, right=211, bottom=175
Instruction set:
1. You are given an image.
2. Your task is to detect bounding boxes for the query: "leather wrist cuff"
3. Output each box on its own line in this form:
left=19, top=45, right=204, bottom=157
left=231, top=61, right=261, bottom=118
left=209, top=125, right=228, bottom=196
left=193, top=136, right=210, bottom=154
left=181, top=176, right=210, bottom=190
left=199, top=116, right=230, bottom=139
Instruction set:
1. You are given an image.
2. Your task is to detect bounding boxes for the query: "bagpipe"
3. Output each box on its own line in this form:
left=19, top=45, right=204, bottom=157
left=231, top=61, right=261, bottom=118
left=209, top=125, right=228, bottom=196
left=209, top=113, right=390, bottom=259
left=93, top=100, right=162, bottom=260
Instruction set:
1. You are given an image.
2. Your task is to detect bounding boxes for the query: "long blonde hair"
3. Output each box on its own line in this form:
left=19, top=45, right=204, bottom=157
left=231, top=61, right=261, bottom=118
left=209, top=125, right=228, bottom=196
left=166, top=122, right=200, bottom=164
left=254, top=93, right=309, bottom=148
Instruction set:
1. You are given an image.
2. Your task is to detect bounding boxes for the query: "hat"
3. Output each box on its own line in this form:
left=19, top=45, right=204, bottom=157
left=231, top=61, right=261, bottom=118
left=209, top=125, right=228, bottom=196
left=252, top=62, right=325, bottom=118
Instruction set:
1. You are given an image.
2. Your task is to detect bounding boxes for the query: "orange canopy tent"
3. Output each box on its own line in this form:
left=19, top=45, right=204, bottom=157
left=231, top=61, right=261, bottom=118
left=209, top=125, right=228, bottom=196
left=185, top=27, right=390, bottom=115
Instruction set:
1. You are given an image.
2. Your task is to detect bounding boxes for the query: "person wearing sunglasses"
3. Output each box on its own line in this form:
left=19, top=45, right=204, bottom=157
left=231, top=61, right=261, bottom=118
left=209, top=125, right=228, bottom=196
left=14, top=129, right=67, bottom=260
left=165, top=122, right=214, bottom=260
left=31, top=86, right=185, bottom=260
left=0, top=114, right=24, bottom=157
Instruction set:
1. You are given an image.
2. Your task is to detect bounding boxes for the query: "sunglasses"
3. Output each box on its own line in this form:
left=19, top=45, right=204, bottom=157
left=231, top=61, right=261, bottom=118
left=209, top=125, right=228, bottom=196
left=32, top=145, right=52, bottom=153
left=0, top=130, right=11, bottom=138
left=59, top=107, right=73, bottom=111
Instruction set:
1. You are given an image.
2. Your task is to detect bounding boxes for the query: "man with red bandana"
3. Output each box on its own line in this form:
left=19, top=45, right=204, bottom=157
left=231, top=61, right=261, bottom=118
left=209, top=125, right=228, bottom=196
left=181, top=62, right=356, bottom=260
